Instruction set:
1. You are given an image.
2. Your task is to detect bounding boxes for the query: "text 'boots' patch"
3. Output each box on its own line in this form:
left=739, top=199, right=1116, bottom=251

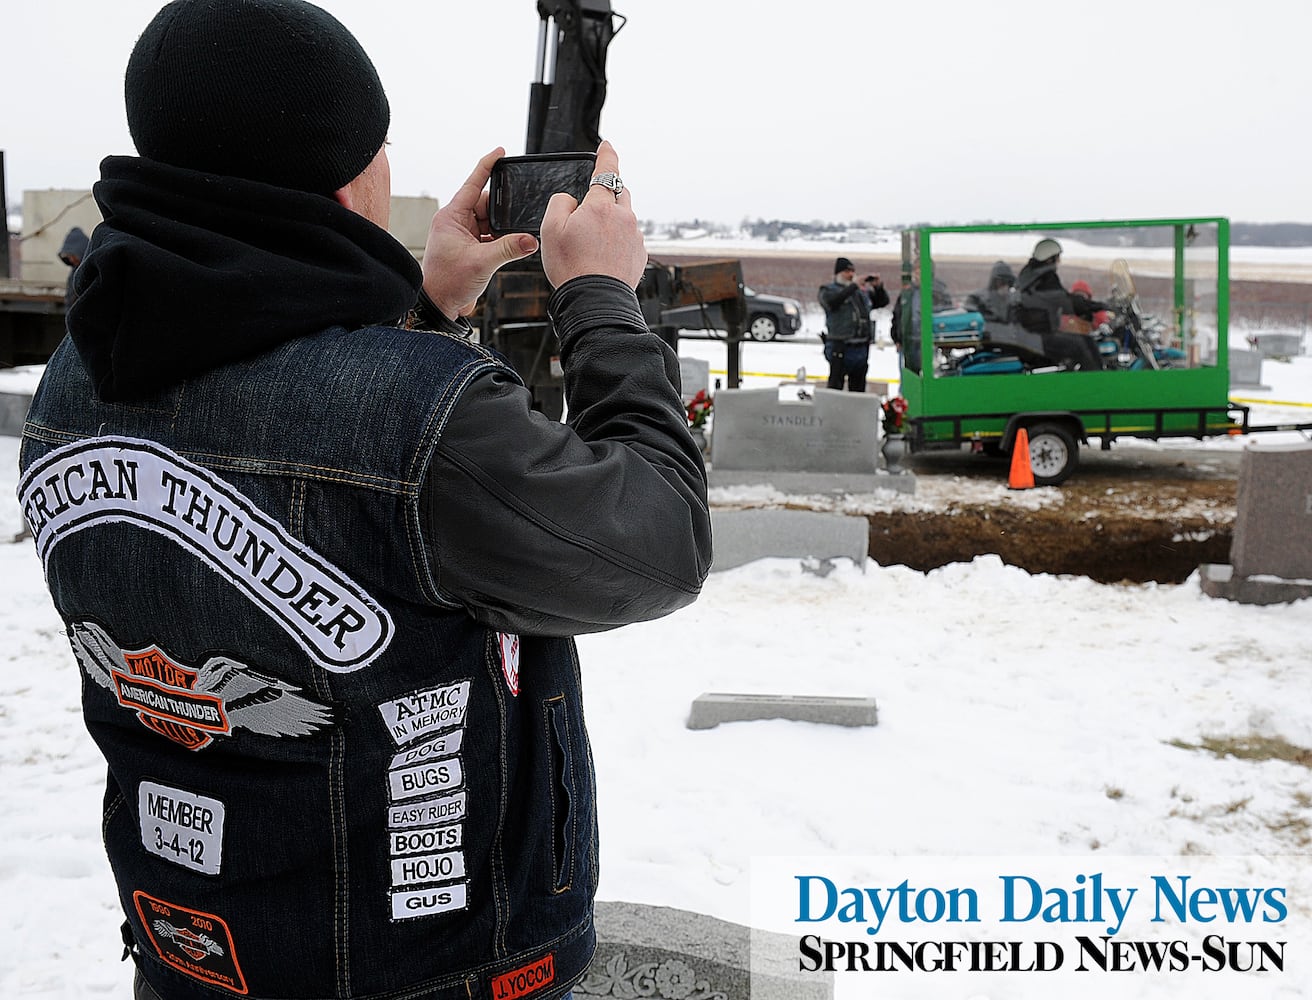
left=491, top=954, right=555, bottom=1000
left=72, top=622, right=330, bottom=751
left=139, top=780, right=225, bottom=874
left=18, top=437, right=392, bottom=672
left=389, top=823, right=463, bottom=856
left=133, top=891, right=247, bottom=995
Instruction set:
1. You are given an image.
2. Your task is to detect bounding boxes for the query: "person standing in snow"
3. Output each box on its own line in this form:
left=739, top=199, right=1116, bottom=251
left=16, top=2, right=711, bottom=999
left=820, top=256, right=874, bottom=390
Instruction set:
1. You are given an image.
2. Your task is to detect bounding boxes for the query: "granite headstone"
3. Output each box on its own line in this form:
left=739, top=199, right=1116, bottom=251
left=687, top=693, right=878, bottom=730
left=679, top=357, right=711, bottom=404
left=1251, top=332, right=1303, bottom=359
left=708, top=386, right=913, bottom=494
left=1231, top=442, right=1312, bottom=580
left=709, top=509, right=868, bottom=572
left=1201, top=441, right=1312, bottom=604
left=578, top=900, right=832, bottom=1000
left=1228, top=349, right=1265, bottom=389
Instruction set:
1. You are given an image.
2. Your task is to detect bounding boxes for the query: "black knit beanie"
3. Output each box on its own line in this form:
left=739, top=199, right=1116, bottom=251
left=125, top=0, right=390, bottom=194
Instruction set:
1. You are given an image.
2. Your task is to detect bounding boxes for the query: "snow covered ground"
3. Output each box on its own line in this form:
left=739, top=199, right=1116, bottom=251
left=2, top=312, right=1311, bottom=997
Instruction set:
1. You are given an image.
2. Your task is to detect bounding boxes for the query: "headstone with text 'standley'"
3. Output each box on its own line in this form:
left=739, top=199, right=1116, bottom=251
left=708, top=386, right=912, bottom=494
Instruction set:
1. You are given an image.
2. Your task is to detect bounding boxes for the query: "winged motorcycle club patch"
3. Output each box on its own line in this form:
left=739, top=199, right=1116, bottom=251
left=71, top=621, right=330, bottom=751
left=133, top=890, right=248, bottom=995
left=498, top=632, right=520, bottom=696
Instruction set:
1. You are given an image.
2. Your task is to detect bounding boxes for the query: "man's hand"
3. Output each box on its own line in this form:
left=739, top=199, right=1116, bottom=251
left=540, top=141, right=647, bottom=290
left=420, top=147, right=540, bottom=320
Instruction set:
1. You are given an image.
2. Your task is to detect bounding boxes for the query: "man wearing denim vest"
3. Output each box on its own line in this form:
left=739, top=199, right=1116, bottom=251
left=16, top=3, right=711, bottom=999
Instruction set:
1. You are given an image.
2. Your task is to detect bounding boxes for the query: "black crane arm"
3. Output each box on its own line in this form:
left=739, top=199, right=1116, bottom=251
left=526, top=0, right=625, bottom=154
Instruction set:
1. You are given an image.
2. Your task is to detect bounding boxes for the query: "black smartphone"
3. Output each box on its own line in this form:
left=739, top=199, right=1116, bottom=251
left=487, top=152, right=597, bottom=237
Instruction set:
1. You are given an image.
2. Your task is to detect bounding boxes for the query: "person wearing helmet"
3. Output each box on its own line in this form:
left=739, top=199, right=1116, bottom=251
left=1016, top=238, right=1104, bottom=370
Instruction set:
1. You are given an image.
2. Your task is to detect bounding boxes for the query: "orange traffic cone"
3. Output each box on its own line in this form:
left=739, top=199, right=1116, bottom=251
left=1008, top=427, right=1035, bottom=490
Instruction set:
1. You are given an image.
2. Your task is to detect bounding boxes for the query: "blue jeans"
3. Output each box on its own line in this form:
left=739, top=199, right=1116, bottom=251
left=824, top=339, right=870, bottom=391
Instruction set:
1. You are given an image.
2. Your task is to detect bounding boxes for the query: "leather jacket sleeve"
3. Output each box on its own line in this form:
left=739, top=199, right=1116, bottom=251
left=420, top=275, right=712, bottom=636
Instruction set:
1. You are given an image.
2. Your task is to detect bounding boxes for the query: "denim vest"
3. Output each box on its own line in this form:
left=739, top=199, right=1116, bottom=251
left=19, top=327, right=597, bottom=1000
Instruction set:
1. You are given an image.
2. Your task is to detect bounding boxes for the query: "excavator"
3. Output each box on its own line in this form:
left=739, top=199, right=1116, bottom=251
left=480, top=0, right=748, bottom=418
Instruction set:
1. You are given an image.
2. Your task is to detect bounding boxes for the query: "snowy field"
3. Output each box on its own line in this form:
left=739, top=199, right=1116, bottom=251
left=3, top=304, right=1312, bottom=996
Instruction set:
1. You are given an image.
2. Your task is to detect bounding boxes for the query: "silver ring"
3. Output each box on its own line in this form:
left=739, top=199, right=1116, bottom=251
left=590, top=172, right=624, bottom=200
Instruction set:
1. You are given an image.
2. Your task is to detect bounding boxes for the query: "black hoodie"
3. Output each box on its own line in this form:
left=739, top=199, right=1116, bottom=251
left=69, top=156, right=420, bottom=401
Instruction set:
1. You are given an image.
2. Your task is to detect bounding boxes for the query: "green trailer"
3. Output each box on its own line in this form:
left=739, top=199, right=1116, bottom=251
left=894, top=217, right=1280, bottom=485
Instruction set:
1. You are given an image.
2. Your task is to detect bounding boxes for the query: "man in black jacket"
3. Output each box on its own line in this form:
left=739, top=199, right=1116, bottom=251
left=21, top=2, right=712, bottom=999
left=819, top=256, right=873, bottom=390
left=1016, top=238, right=1104, bottom=371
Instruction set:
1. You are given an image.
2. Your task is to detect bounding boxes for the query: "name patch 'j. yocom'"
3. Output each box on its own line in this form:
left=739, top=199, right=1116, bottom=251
left=17, top=436, right=393, bottom=672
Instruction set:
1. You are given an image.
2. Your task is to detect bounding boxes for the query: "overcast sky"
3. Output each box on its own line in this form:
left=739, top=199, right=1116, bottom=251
left=5, top=0, right=1310, bottom=227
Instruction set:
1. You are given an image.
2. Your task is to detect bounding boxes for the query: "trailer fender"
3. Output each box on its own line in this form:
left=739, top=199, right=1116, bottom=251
left=1001, top=412, right=1087, bottom=452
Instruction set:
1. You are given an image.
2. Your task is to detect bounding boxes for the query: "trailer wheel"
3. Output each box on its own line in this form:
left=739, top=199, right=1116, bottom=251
left=1025, top=422, right=1079, bottom=486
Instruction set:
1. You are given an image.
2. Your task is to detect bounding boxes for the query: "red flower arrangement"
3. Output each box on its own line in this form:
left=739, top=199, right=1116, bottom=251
left=686, top=389, right=713, bottom=430
left=881, top=395, right=908, bottom=435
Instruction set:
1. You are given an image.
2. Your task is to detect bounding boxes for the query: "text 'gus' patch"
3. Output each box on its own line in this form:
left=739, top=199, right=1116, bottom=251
left=18, top=437, right=391, bottom=672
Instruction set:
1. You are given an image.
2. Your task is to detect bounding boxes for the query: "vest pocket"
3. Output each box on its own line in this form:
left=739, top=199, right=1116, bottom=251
left=544, top=696, right=575, bottom=893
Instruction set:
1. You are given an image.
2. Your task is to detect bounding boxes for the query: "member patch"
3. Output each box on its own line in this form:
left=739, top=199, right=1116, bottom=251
left=387, top=791, right=467, bottom=830
left=139, top=780, right=225, bottom=875
left=133, top=891, right=248, bottom=995
left=378, top=681, right=470, bottom=746
left=18, top=437, right=392, bottom=672
left=72, top=622, right=330, bottom=751
left=498, top=632, right=520, bottom=696
left=492, top=954, right=556, bottom=1000
left=391, top=881, right=468, bottom=921
left=388, top=729, right=464, bottom=771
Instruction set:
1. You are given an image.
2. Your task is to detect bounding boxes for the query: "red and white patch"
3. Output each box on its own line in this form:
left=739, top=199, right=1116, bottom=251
left=498, top=633, right=520, bottom=696
left=133, top=891, right=247, bottom=995
left=491, top=953, right=555, bottom=1000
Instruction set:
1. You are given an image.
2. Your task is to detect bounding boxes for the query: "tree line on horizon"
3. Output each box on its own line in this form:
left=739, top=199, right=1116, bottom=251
left=649, top=218, right=1312, bottom=247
